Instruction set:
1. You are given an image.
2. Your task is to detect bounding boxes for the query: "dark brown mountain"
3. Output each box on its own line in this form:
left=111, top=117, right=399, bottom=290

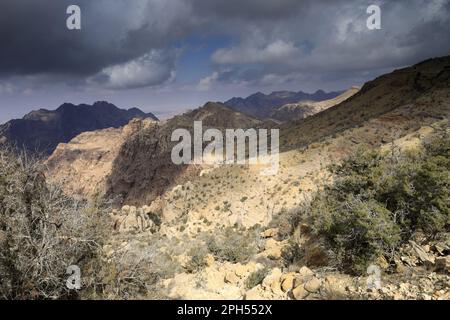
left=106, top=102, right=266, bottom=205
left=224, top=89, right=343, bottom=120
left=0, top=101, right=158, bottom=154
left=280, top=56, right=450, bottom=151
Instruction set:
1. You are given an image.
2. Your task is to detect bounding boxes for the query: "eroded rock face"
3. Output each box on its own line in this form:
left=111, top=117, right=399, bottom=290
left=46, top=118, right=157, bottom=199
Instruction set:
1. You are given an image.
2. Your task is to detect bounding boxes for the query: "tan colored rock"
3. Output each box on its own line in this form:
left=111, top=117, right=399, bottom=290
left=264, top=239, right=285, bottom=260
left=262, top=228, right=279, bottom=238
left=245, top=285, right=265, bottom=300
left=409, top=240, right=435, bottom=265
left=205, top=254, right=215, bottom=267
left=280, top=273, right=296, bottom=292
left=292, top=285, right=309, bottom=300
left=224, top=271, right=239, bottom=285
left=261, top=268, right=283, bottom=294
left=304, top=277, right=321, bottom=293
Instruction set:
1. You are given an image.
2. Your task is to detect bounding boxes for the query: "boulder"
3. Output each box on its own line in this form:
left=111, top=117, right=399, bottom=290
left=261, top=268, right=283, bottom=294
left=264, top=239, right=285, bottom=260
left=292, top=285, right=309, bottom=300
left=280, top=273, right=296, bottom=292
left=262, top=228, right=279, bottom=238
left=409, top=240, right=435, bottom=265
left=304, top=277, right=322, bottom=293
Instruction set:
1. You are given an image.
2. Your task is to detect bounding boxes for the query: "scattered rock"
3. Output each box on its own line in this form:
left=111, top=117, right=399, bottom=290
left=409, top=240, right=435, bottom=265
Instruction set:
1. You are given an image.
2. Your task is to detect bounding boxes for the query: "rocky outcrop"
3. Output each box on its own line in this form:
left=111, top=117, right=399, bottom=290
left=46, top=118, right=157, bottom=199
left=110, top=205, right=161, bottom=234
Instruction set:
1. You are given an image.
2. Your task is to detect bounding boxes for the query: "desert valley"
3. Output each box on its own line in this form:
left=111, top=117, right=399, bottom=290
left=1, top=56, right=449, bottom=300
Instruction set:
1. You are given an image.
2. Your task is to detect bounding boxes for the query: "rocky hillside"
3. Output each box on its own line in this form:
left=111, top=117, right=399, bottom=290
left=46, top=118, right=158, bottom=200
left=225, top=89, right=342, bottom=120
left=280, top=56, right=450, bottom=151
left=44, top=56, right=450, bottom=300
left=271, top=86, right=360, bottom=122
left=106, top=102, right=265, bottom=206
left=0, top=101, right=158, bottom=154
left=47, top=102, right=265, bottom=205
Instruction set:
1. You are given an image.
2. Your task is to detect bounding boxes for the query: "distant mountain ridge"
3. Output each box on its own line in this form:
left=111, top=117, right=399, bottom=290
left=224, top=89, right=343, bottom=119
left=0, top=101, right=158, bottom=154
left=271, top=86, right=360, bottom=122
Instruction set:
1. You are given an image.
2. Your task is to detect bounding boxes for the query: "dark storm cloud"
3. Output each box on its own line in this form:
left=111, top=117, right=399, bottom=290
left=200, top=0, right=450, bottom=87
left=0, top=0, right=191, bottom=85
left=1, top=0, right=450, bottom=91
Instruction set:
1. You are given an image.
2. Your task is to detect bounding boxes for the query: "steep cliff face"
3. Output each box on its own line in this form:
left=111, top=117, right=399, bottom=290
left=106, top=102, right=265, bottom=206
left=46, top=118, right=158, bottom=199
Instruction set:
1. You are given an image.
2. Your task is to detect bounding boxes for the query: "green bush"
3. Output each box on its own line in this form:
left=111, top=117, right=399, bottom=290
left=185, top=247, right=208, bottom=273
left=245, top=267, right=269, bottom=289
left=303, top=127, right=449, bottom=274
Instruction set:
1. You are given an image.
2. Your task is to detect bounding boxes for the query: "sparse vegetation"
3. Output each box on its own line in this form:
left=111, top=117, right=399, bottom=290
left=0, top=147, right=109, bottom=299
left=206, top=227, right=259, bottom=263
left=292, top=128, right=449, bottom=274
left=245, top=267, right=269, bottom=289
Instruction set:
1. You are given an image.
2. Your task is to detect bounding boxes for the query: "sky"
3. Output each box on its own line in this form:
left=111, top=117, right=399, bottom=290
left=1, top=0, right=450, bottom=123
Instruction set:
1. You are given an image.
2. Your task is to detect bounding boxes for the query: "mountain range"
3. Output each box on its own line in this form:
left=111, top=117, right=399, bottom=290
left=0, top=101, right=158, bottom=154
left=2, top=55, right=450, bottom=300
left=224, top=89, right=343, bottom=120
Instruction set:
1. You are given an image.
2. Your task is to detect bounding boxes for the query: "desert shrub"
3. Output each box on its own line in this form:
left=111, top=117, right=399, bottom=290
left=245, top=267, right=269, bottom=289
left=0, top=147, right=109, bottom=299
left=205, top=227, right=259, bottom=263
left=281, top=239, right=304, bottom=267
left=85, top=233, right=185, bottom=300
left=185, top=247, right=208, bottom=273
left=299, top=127, right=449, bottom=274
left=268, top=208, right=302, bottom=240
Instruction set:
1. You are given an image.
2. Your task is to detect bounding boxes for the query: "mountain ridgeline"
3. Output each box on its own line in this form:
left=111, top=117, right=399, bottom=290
left=224, top=89, right=343, bottom=120
left=0, top=101, right=158, bottom=154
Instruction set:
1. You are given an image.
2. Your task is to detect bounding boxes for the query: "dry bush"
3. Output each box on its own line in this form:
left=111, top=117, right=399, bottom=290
left=0, top=147, right=109, bottom=299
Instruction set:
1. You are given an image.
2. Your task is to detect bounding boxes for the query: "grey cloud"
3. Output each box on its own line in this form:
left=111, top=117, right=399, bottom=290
left=204, top=0, right=450, bottom=87
left=0, top=0, right=192, bottom=88
left=1, top=0, right=450, bottom=92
